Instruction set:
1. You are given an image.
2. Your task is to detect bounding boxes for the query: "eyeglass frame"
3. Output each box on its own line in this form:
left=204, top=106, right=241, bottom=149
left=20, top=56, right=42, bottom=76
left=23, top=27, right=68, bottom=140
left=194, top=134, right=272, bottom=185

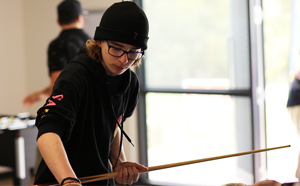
left=105, top=40, right=144, bottom=61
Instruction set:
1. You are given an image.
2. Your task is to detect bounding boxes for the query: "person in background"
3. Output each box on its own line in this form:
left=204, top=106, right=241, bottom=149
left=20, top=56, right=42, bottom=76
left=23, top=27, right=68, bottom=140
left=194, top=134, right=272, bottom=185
left=34, top=1, right=149, bottom=185
left=251, top=51, right=300, bottom=186
left=23, top=0, right=90, bottom=108
left=287, top=50, right=300, bottom=138
left=267, top=52, right=300, bottom=186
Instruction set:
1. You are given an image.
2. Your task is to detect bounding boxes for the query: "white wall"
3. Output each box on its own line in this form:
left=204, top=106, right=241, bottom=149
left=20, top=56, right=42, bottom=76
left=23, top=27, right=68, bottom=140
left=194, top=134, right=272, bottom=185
left=0, top=1, right=26, bottom=114
left=0, top=0, right=138, bottom=163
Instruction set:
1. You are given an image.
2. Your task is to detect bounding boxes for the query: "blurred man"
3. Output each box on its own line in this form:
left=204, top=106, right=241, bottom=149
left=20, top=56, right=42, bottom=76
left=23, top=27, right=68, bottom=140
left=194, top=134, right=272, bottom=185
left=23, top=0, right=90, bottom=107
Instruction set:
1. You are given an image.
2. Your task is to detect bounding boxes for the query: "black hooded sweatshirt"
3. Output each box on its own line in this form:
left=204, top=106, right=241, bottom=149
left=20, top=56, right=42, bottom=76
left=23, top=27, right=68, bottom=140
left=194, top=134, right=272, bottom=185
left=34, top=47, right=139, bottom=186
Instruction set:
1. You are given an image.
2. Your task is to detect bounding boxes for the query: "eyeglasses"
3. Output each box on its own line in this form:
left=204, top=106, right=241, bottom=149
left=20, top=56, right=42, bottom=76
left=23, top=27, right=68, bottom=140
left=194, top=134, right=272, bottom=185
left=106, top=40, right=144, bottom=61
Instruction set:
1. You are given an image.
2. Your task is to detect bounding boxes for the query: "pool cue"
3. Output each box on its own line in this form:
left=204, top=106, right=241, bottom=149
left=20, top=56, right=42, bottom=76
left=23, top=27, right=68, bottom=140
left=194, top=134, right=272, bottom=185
left=31, top=145, right=290, bottom=185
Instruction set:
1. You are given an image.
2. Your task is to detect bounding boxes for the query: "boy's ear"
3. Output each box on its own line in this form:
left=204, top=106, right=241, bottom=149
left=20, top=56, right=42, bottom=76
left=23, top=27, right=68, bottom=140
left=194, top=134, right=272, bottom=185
left=96, top=40, right=102, bottom=46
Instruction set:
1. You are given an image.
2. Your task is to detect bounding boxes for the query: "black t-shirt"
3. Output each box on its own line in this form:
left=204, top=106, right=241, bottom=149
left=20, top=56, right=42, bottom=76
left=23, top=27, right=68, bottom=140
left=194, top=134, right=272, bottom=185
left=287, top=77, right=300, bottom=107
left=47, top=29, right=90, bottom=76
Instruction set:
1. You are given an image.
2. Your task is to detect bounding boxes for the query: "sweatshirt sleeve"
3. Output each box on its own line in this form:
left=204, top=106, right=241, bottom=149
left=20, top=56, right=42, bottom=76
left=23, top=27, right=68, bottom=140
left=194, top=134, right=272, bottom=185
left=35, top=68, right=84, bottom=142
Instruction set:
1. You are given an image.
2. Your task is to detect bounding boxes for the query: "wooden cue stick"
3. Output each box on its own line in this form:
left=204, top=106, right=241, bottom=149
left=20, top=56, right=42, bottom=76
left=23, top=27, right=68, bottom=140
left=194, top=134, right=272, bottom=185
left=81, top=145, right=291, bottom=183
left=31, top=145, right=290, bottom=186
left=147, top=145, right=290, bottom=172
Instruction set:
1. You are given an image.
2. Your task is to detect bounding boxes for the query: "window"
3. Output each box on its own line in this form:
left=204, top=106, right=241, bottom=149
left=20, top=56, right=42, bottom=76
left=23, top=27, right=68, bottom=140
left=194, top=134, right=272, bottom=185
left=263, top=0, right=298, bottom=183
left=136, top=0, right=266, bottom=185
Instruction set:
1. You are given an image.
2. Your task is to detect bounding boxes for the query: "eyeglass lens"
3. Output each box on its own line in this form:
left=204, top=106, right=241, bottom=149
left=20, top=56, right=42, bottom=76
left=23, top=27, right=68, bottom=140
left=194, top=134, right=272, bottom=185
left=109, top=47, right=142, bottom=60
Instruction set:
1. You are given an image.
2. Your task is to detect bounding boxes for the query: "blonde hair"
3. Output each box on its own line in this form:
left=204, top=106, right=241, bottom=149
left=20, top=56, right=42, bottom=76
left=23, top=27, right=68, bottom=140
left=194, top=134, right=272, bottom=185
left=86, top=39, right=102, bottom=62
left=85, top=39, right=143, bottom=67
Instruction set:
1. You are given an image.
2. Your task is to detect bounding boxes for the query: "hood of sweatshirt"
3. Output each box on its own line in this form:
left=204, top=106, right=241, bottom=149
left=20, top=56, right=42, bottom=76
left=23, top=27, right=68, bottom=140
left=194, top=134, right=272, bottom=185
left=70, top=46, right=133, bottom=95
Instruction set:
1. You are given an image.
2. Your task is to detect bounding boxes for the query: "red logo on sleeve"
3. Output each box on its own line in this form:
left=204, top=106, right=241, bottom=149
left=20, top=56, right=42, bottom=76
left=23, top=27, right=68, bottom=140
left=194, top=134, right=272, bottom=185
left=52, top=94, right=63, bottom=101
left=45, top=94, right=64, bottom=107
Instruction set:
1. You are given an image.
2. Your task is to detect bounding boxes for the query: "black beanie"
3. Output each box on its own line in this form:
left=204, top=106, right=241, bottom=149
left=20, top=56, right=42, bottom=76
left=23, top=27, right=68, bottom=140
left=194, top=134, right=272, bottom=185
left=94, top=1, right=149, bottom=50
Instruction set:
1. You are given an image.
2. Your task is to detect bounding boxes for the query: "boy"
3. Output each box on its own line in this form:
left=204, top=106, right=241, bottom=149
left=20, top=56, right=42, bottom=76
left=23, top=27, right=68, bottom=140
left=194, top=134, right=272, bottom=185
left=34, top=1, right=149, bottom=185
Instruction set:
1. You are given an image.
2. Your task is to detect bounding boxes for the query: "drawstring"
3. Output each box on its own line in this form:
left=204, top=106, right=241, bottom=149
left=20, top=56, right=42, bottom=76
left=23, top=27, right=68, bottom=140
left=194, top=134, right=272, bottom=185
left=110, top=95, right=134, bottom=168
left=110, top=95, right=134, bottom=146
left=106, top=76, right=134, bottom=168
left=114, top=115, right=123, bottom=167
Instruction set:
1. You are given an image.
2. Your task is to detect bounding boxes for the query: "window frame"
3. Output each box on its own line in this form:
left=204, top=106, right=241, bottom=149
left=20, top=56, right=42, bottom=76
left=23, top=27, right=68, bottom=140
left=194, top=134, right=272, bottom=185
left=135, top=0, right=266, bottom=184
